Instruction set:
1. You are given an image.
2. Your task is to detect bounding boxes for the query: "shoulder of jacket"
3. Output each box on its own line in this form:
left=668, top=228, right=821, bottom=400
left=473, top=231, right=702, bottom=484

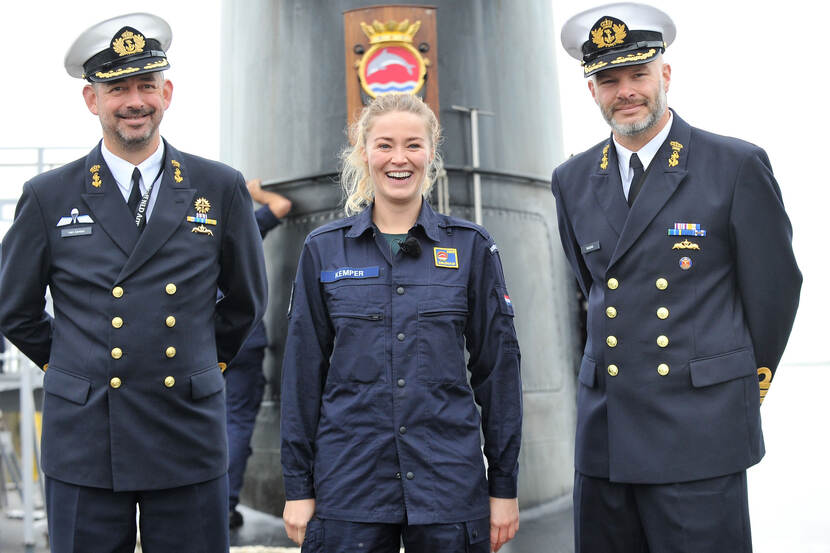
left=690, top=126, right=764, bottom=158
left=306, top=215, right=357, bottom=240
left=439, top=214, right=492, bottom=241
left=27, top=156, right=86, bottom=191
left=555, top=138, right=609, bottom=176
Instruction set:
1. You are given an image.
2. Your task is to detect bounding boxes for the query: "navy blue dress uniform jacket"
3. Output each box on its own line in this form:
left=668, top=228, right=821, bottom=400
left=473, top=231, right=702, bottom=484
left=0, top=140, right=268, bottom=491
left=551, top=112, right=801, bottom=484
left=280, top=200, right=522, bottom=525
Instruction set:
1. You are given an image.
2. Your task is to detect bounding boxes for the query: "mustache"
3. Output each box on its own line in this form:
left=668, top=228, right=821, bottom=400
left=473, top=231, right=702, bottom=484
left=116, top=107, right=155, bottom=118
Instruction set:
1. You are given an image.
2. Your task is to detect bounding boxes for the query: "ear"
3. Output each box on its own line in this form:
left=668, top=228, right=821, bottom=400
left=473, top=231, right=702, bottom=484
left=661, top=63, right=672, bottom=93
left=587, top=78, right=597, bottom=103
left=82, top=85, right=99, bottom=115
left=162, top=79, right=173, bottom=110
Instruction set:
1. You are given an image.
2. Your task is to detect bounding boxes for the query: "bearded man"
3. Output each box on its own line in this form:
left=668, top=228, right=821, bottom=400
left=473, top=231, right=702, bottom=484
left=552, top=3, right=801, bottom=552
left=0, top=13, right=266, bottom=553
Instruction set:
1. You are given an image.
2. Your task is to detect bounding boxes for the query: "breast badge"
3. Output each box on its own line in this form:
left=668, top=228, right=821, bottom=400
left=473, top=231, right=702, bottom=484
left=433, top=247, right=459, bottom=269
left=187, top=197, right=217, bottom=236
left=672, top=239, right=699, bottom=250
left=679, top=256, right=692, bottom=270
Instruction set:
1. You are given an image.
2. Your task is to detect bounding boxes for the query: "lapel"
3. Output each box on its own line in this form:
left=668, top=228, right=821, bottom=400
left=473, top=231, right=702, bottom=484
left=117, top=140, right=196, bottom=282
left=608, top=112, right=691, bottom=269
left=81, top=142, right=140, bottom=256
left=589, top=138, right=629, bottom=236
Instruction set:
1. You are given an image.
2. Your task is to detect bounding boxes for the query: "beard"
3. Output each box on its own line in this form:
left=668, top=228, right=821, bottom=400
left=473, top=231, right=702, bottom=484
left=110, top=107, right=159, bottom=150
left=601, top=79, right=668, bottom=137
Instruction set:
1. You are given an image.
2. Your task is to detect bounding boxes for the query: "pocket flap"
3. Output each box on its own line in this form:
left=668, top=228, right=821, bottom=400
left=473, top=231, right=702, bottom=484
left=578, top=355, right=597, bottom=388
left=191, top=366, right=225, bottom=399
left=464, top=516, right=490, bottom=544
left=690, top=348, right=756, bottom=388
left=418, top=297, right=468, bottom=315
left=44, top=367, right=91, bottom=405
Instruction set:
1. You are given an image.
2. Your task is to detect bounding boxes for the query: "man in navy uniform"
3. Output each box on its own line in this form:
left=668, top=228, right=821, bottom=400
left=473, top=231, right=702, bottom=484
left=0, top=13, right=267, bottom=552
left=553, top=3, right=801, bottom=551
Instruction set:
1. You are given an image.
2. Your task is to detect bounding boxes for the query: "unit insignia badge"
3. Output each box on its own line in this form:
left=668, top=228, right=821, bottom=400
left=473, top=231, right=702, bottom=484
left=433, top=247, right=459, bottom=269
left=357, top=19, right=428, bottom=98
left=188, top=197, right=217, bottom=236
left=679, top=256, right=692, bottom=270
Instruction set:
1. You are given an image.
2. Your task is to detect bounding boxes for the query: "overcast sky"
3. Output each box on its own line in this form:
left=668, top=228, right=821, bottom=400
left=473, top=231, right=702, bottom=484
left=1, top=1, right=828, bottom=549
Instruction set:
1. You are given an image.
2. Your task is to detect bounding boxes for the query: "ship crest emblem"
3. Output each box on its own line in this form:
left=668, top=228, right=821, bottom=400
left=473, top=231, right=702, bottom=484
left=357, top=19, right=429, bottom=98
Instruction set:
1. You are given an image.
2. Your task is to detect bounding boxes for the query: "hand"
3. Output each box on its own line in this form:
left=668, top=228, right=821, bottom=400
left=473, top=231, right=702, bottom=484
left=246, top=178, right=292, bottom=218
left=283, top=498, right=316, bottom=545
left=489, top=496, right=519, bottom=552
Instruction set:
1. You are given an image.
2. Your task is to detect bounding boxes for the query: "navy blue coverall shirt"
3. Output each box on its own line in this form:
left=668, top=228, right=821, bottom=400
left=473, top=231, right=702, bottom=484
left=280, top=200, right=522, bottom=525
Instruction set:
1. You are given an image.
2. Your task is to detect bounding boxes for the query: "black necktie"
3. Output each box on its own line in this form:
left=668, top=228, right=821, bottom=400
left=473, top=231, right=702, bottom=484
left=628, top=153, right=645, bottom=207
left=127, top=167, right=141, bottom=219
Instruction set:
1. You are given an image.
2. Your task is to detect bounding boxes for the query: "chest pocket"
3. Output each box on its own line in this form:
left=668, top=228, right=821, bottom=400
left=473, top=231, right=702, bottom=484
left=417, top=295, right=468, bottom=384
left=329, top=302, right=387, bottom=383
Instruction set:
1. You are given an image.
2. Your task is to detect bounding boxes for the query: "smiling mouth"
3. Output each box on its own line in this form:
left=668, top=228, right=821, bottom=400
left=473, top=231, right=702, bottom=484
left=386, top=171, right=413, bottom=180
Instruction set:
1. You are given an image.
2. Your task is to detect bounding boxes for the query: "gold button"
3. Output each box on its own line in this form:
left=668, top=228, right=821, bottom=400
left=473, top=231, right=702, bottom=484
left=607, top=364, right=619, bottom=376
left=607, top=278, right=619, bottom=290
left=110, top=377, right=122, bottom=389
left=165, top=316, right=176, bottom=328
left=606, top=306, right=617, bottom=318
left=219, top=362, right=228, bottom=372
left=164, top=376, right=176, bottom=388
left=657, top=363, right=670, bottom=376
left=606, top=335, right=618, bottom=348
left=165, top=283, right=177, bottom=295
left=111, top=347, right=122, bottom=359
left=657, top=307, right=669, bottom=320
left=112, top=317, right=123, bottom=329
left=112, top=286, right=124, bottom=298
left=165, top=346, right=177, bottom=358
left=656, top=278, right=668, bottom=290
left=657, top=335, right=669, bottom=348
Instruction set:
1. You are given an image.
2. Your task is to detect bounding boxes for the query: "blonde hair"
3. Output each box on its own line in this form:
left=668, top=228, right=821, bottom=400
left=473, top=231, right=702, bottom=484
left=340, top=94, right=443, bottom=216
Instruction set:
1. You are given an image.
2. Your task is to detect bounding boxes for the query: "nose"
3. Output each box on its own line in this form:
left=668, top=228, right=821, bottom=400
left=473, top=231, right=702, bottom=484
left=390, top=146, right=407, bottom=165
left=123, top=84, right=145, bottom=108
left=616, top=78, right=637, bottom=100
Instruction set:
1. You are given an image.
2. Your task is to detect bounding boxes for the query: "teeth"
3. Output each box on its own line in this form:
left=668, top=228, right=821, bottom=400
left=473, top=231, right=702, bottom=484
left=387, top=171, right=412, bottom=178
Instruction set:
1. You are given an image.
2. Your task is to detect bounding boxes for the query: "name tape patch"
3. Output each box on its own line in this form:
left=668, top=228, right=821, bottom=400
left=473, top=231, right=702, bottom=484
left=320, top=266, right=380, bottom=283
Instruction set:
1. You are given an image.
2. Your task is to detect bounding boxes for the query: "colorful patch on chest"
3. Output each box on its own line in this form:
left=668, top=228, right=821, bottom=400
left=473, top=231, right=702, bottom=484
left=433, top=247, right=459, bottom=269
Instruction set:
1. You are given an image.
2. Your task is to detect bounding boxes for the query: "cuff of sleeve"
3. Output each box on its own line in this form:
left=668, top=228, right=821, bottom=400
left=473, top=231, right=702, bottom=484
left=283, top=475, right=316, bottom=500
left=255, top=205, right=281, bottom=230
left=488, top=469, right=518, bottom=498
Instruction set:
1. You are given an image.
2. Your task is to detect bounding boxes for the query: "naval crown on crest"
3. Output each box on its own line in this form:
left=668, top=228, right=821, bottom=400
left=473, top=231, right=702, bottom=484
left=360, top=19, right=421, bottom=44
left=591, top=18, right=627, bottom=48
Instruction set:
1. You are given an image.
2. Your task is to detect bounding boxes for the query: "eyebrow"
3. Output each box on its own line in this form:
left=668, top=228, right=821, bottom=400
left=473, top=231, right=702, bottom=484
left=372, top=136, right=425, bottom=142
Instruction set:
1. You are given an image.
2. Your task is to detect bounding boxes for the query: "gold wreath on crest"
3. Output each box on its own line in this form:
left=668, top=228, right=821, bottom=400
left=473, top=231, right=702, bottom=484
left=112, top=30, right=146, bottom=57
left=591, top=19, right=627, bottom=49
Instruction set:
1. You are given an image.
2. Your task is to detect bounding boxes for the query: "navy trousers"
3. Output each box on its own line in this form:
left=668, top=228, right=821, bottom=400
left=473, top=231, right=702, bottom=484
left=45, top=474, right=229, bottom=553
left=574, top=471, right=752, bottom=553
left=225, top=345, right=266, bottom=511
left=301, top=517, right=491, bottom=553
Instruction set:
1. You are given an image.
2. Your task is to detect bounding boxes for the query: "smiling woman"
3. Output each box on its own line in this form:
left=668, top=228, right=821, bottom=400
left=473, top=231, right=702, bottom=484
left=279, top=94, right=523, bottom=552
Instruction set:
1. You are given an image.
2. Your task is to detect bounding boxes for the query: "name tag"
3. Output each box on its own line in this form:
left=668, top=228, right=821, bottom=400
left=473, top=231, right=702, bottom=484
left=320, top=266, right=380, bottom=283
left=581, top=241, right=600, bottom=254
left=61, top=226, right=93, bottom=238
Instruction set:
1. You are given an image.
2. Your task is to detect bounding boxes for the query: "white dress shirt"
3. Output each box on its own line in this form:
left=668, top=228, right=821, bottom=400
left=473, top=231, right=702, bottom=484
left=614, top=111, right=673, bottom=200
left=101, top=140, right=164, bottom=220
